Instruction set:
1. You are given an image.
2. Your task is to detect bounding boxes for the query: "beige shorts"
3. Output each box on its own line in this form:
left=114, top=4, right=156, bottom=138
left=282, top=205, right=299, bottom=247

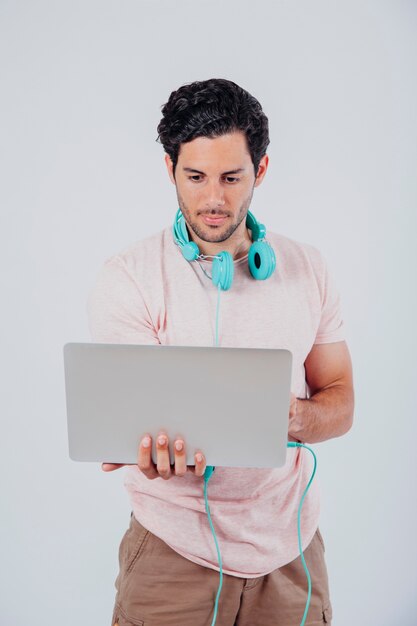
left=111, top=512, right=333, bottom=626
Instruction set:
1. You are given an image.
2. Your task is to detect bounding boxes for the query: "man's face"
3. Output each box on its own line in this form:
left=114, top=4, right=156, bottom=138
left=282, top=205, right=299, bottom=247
left=165, top=130, right=268, bottom=245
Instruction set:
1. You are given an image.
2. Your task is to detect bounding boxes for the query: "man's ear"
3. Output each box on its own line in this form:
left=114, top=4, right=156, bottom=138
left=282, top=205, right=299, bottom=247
left=254, top=154, right=269, bottom=188
left=165, top=154, right=176, bottom=185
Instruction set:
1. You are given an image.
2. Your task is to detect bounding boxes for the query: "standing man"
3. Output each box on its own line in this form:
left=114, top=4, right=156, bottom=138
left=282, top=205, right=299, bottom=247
left=88, top=78, right=354, bottom=626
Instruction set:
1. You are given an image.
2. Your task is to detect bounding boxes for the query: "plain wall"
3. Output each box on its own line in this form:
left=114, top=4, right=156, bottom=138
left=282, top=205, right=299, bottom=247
left=1, top=0, right=416, bottom=624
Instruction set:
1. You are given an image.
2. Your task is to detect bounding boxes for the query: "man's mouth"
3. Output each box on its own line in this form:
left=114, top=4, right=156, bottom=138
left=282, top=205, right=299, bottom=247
left=201, top=215, right=228, bottom=225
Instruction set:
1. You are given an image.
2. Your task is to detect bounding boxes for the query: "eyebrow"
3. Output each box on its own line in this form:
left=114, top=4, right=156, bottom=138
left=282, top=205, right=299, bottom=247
left=182, top=167, right=245, bottom=175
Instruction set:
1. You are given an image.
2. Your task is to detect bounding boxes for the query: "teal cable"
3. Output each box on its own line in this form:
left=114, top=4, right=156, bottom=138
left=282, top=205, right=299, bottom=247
left=205, top=281, right=222, bottom=625
left=209, top=279, right=317, bottom=625
left=214, top=281, right=221, bottom=347
left=203, top=470, right=223, bottom=626
left=204, top=444, right=317, bottom=626
left=287, top=442, right=317, bottom=626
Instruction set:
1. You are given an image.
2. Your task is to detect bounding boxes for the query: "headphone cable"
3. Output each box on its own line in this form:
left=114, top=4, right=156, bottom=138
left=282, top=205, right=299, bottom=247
left=203, top=443, right=317, bottom=626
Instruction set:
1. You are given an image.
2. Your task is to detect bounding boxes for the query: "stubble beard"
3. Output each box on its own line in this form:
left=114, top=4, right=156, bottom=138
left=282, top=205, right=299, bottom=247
left=176, top=189, right=254, bottom=244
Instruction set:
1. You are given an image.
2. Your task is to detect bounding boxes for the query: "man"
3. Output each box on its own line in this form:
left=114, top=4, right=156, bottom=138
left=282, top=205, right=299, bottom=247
left=88, top=78, right=354, bottom=626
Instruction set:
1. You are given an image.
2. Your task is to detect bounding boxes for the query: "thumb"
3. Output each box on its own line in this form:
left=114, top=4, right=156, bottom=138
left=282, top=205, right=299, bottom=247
left=101, top=463, right=126, bottom=472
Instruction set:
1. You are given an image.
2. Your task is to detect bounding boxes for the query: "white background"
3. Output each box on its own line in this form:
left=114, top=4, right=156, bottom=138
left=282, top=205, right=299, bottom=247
left=1, top=1, right=416, bottom=624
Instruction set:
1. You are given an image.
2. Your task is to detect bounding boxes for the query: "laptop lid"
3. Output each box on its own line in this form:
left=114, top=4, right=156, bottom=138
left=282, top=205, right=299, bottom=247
left=63, top=343, right=293, bottom=469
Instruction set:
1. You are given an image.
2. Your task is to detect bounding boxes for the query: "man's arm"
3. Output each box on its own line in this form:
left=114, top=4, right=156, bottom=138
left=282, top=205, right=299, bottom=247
left=288, top=340, right=354, bottom=444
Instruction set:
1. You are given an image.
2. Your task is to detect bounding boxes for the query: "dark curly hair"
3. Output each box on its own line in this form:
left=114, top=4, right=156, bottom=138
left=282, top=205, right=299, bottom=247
left=156, top=78, right=270, bottom=179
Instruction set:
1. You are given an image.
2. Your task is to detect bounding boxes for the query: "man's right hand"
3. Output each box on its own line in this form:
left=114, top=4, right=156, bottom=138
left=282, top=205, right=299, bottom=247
left=101, top=433, right=206, bottom=480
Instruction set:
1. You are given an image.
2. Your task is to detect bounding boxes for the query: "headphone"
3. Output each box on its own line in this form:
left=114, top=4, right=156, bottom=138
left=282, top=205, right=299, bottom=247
left=172, top=207, right=277, bottom=290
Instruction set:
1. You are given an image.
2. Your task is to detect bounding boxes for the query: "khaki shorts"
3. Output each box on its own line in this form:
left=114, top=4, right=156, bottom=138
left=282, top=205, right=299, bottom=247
left=111, top=513, right=333, bottom=626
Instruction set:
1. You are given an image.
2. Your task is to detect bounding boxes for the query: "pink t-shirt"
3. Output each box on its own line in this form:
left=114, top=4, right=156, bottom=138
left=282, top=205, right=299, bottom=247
left=87, top=225, right=345, bottom=578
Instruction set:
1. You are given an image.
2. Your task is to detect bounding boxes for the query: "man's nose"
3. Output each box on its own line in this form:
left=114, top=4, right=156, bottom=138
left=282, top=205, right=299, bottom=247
left=203, top=180, right=226, bottom=210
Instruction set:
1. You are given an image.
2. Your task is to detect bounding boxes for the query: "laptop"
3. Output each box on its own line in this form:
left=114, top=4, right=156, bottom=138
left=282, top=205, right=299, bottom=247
left=63, top=343, right=293, bottom=469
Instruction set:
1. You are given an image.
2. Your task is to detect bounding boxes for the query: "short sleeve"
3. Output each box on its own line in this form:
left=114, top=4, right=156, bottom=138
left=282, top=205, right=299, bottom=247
left=87, top=255, right=160, bottom=345
left=314, top=254, right=346, bottom=344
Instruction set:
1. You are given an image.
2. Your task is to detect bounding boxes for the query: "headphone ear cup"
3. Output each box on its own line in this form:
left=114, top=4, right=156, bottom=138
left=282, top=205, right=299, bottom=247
left=248, top=241, right=277, bottom=280
left=181, top=241, right=199, bottom=261
left=212, top=252, right=234, bottom=290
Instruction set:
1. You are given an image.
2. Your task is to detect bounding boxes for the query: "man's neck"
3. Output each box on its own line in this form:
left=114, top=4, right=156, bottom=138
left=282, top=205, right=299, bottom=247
left=188, top=227, right=253, bottom=261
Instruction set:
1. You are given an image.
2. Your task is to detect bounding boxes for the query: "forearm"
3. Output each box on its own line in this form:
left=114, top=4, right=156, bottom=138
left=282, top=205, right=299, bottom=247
left=289, top=384, right=354, bottom=444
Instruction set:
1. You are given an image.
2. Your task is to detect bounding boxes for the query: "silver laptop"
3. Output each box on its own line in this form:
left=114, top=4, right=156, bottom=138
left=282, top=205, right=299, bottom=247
left=63, top=343, right=293, bottom=469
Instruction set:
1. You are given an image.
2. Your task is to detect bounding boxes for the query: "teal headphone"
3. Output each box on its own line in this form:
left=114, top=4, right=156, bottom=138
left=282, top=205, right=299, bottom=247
left=172, top=207, right=277, bottom=290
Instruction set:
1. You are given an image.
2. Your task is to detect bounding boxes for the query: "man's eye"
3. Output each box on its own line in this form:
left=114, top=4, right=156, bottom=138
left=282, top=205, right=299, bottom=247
left=188, top=176, right=240, bottom=183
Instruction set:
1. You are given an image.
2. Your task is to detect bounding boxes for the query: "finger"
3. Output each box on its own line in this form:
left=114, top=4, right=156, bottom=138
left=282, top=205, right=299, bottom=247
left=173, top=439, right=187, bottom=477
left=193, top=451, right=206, bottom=478
left=101, top=463, right=126, bottom=472
left=156, top=433, right=172, bottom=480
left=138, top=435, right=159, bottom=479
